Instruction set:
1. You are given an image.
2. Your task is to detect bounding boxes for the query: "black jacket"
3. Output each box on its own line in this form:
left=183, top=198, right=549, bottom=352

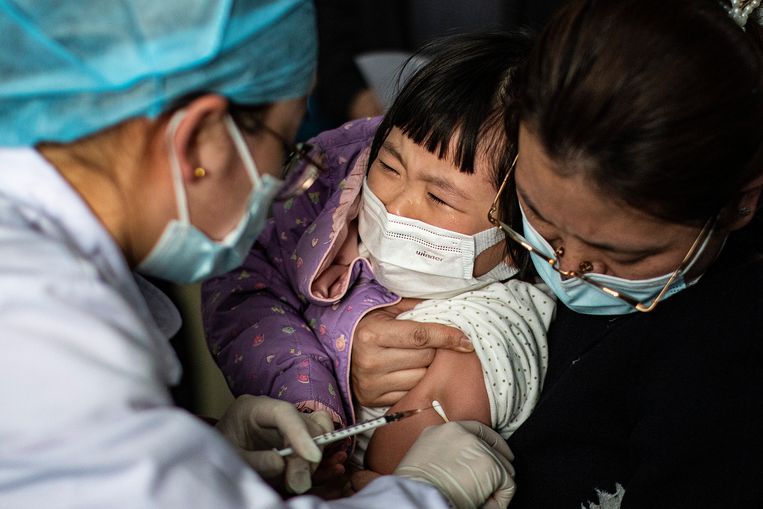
left=507, top=221, right=763, bottom=508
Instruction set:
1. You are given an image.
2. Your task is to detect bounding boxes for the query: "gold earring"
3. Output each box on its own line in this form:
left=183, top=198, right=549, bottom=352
left=554, top=246, right=565, bottom=257
left=578, top=260, right=594, bottom=273
left=194, top=167, right=207, bottom=178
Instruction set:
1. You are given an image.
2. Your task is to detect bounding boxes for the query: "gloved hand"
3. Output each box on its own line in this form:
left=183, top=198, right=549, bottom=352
left=394, top=421, right=516, bottom=509
left=215, top=395, right=333, bottom=494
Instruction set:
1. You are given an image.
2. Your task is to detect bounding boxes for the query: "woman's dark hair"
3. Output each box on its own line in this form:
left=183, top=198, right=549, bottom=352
left=369, top=31, right=533, bottom=266
left=517, top=0, right=763, bottom=226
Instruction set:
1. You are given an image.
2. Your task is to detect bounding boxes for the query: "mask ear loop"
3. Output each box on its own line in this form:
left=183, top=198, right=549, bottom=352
left=166, top=109, right=191, bottom=224
left=223, top=115, right=263, bottom=190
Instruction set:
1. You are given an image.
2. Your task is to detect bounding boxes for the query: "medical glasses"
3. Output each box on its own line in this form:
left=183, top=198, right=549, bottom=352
left=487, top=155, right=716, bottom=313
left=229, top=108, right=327, bottom=200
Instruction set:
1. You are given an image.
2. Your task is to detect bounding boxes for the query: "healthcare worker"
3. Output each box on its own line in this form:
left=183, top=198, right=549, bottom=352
left=0, top=1, right=515, bottom=508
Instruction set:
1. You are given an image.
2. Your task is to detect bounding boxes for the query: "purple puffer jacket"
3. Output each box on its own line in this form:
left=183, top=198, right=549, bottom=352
left=202, top=117, right=397, bottom=426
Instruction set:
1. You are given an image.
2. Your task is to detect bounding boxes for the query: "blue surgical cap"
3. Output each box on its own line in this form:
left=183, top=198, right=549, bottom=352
left=0, top=0, right=316, bottom=146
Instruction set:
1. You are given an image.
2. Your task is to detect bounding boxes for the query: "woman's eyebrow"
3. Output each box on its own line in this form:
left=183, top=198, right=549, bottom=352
left=516, top=185, right=552, bottom=226
left=516, top=184, right=661, bottom=256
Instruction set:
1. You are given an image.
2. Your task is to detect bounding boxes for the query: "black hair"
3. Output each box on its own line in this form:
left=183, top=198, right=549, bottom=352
left=370, top=31, right=531, bottom=180
left=369, top=31, right=533, bottom=267
left=517, top=0, right=763, bottom=227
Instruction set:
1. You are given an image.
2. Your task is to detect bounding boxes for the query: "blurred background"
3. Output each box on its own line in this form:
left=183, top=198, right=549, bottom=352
left=166, top=283, right=234, bottom=419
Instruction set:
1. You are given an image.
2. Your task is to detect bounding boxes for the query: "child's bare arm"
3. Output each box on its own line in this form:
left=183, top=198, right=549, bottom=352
left=364, top=348, right=491, bottom=474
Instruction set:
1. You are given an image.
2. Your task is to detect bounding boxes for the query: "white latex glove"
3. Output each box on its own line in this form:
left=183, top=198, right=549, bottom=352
left=394, top=421, right=516, bottom=509
left=215, top=395, right=333, bottom=493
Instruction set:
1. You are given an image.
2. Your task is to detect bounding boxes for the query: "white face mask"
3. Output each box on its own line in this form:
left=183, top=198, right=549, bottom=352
left=357, top=178, right=517, bottom=299
left=137, top=111, right=283, bottom=284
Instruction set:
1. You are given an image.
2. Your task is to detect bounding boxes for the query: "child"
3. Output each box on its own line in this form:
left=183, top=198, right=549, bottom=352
left=202, top=32, right=554, bottom=474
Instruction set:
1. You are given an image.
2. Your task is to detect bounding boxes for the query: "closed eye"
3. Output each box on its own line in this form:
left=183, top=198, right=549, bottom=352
left=427, top=192, right=450, bottom=207
left=378, top=159, right=400, bottom=175
left=608, top=252, right=654, bottom=266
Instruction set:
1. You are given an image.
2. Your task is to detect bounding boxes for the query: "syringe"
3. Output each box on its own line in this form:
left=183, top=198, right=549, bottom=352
left=274, top=407, right=428, bottom=457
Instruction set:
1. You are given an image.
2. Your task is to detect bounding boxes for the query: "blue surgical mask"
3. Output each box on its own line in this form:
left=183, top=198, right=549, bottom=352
left=137, top=111, right=283, bottom=284
left=520, top=206, right=711, bottom=315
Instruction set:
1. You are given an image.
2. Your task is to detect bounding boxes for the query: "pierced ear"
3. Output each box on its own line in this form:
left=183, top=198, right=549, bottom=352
left=724, top=172, right=763, bottom=231
left=169, top=94, right=229, bottom=183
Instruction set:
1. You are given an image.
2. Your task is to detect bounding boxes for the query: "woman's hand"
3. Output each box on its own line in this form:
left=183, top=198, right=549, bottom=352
left=395, top=421, right=516, bottom=509
left=351, top=298, right=474, bottom=407
left=215, top=395, right=333, bottom=494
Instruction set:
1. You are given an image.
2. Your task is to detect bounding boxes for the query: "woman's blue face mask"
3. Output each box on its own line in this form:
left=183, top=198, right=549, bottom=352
left=519, top=205, right=715, bottom=315
left=137, top=111, right=283, bottom=284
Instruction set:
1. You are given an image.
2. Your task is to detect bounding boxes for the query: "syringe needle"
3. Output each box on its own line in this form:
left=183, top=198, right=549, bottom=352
left=274, top=406, right=432, bottom=457
left=386, top=406, right=432, bottom=421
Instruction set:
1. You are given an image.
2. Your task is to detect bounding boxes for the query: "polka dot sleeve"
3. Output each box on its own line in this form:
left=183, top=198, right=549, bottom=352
left=396, top=280, right=556, bottom=438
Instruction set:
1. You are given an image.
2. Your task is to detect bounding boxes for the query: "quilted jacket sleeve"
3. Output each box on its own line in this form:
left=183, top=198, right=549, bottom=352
left=202, top=236, right=346, bottom=424
left=202, top=119, right=382, bottom=426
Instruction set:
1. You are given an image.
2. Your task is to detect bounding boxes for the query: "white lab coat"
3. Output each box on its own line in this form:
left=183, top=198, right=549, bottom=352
left=0, top=148, right=448, bottom=509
